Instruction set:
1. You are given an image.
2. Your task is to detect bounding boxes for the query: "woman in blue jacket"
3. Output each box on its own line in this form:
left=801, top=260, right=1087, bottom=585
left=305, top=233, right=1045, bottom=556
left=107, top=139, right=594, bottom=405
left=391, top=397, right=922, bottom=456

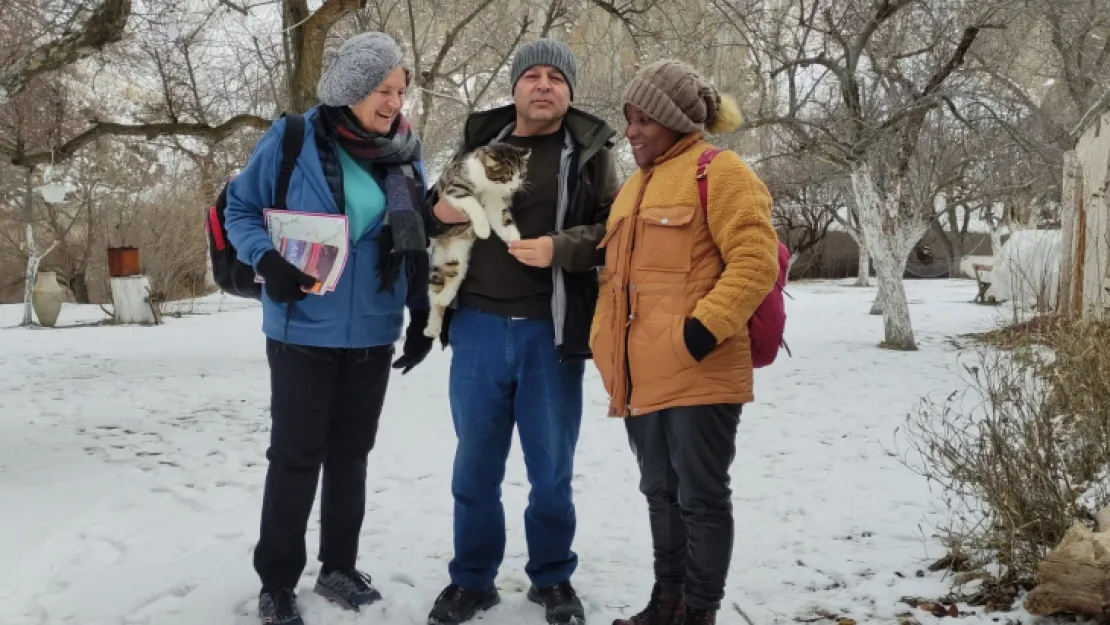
left=223, top=31, right=433, bottom=625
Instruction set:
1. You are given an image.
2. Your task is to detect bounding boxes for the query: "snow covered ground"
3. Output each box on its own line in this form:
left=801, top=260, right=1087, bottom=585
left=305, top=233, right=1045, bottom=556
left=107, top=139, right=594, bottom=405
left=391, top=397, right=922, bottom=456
left=1, top=280, right=1032, bottom=625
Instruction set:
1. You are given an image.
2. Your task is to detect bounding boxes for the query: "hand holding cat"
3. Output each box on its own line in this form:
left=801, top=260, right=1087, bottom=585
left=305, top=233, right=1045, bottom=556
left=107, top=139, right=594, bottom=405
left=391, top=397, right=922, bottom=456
left=509, top=237, right=554, bottom=268
left=433, top=197, right=470, bottom=224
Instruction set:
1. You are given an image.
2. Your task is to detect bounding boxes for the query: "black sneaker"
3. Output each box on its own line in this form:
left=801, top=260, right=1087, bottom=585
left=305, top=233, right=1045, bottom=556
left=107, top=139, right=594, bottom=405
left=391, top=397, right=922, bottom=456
left=527, top=581, right=586, bottom=624
left=258, top=589, right=304, bottom=625
left=427, top=583, right=501, bottom=624
left=313, top=568, right=382, bottom=611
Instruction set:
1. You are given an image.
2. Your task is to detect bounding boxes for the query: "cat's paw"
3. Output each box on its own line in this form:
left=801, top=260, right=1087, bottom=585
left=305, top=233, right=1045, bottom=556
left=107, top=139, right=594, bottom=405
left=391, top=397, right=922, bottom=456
left=424, top=314, right=442, bottom=338
left=500, top=225, right=522, bottom=243
left=471, top=219, right=492, bottom=239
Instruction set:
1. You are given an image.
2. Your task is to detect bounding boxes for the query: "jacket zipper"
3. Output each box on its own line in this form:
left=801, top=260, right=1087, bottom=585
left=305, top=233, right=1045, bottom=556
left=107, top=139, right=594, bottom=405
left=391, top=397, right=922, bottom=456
left=619, top=171, right=652, bottom=416
left=556, top=180, right=585, bottom=364
left=346, top=246, right=356, bottom=347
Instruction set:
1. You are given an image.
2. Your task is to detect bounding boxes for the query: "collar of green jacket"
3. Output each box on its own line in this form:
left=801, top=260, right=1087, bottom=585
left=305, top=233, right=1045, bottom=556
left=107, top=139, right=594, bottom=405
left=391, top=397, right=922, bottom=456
left=462, top=104, right=617, bottom=165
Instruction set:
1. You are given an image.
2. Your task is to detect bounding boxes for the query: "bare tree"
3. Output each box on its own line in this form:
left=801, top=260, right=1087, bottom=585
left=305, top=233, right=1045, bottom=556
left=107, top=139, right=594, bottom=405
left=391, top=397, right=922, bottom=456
left=761, top=155, right=839, bottom=275
left=733, top=0, right=995, bottom=350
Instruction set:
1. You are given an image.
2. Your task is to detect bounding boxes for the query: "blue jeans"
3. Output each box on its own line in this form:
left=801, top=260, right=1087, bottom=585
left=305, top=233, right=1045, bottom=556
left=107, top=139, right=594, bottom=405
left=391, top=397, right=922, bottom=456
left=447, top=306, right=585, bottom=591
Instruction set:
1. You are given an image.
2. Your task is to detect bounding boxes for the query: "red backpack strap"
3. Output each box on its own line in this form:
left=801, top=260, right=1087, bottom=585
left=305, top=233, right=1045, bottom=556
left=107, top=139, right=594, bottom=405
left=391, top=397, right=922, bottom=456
left=696, top=148, right=726, bottom=215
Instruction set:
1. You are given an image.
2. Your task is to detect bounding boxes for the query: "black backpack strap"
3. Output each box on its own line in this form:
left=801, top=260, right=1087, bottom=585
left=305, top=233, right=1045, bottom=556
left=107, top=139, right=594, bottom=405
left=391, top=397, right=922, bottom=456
left=273, top=112, right=305, bottom=210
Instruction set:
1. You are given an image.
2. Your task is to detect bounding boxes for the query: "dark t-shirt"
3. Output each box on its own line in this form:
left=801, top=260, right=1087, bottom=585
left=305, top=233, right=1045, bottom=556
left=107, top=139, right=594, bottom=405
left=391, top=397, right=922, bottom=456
left=459, top=129, right=563, bottom=318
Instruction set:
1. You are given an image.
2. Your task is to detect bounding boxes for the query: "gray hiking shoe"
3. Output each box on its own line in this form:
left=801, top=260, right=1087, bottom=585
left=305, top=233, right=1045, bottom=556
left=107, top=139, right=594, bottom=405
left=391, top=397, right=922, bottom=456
left=313, top=568, right=383, bottom=611
left=259, top=589, right=304, bottom=625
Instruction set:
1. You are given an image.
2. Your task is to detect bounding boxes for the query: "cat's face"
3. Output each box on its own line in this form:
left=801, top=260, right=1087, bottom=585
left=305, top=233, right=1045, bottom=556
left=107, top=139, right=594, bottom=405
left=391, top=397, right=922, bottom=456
left=476, top=144, right=530, bottom=184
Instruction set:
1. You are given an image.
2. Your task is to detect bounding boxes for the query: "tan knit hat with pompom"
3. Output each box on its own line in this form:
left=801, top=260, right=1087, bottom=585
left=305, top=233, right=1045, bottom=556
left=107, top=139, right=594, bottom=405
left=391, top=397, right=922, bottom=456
left=621, top=59, right=742, bottom=134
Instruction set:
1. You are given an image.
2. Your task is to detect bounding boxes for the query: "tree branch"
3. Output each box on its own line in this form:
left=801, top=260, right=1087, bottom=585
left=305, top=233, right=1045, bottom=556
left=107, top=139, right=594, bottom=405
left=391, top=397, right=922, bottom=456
left=1, top=0, right=132, bottom=100
left=1071, top=87, right=1110, bottom=141
left=6, top=115, right=271, bottom=168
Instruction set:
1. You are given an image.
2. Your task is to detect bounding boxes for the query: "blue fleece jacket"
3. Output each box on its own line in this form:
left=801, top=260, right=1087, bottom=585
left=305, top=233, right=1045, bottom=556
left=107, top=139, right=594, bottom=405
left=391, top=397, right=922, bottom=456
left=223, top=108, right=428, bottom=348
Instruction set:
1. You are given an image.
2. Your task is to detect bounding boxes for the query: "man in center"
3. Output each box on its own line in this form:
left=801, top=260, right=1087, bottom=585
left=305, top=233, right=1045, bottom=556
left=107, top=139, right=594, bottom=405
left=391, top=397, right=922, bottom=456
left=420, top=38, right=620, bottom=625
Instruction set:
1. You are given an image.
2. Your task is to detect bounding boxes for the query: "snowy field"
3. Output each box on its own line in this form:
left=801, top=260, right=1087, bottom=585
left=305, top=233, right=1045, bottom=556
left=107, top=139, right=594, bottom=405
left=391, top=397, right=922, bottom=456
left=1, top=279, right=1033, bottom=625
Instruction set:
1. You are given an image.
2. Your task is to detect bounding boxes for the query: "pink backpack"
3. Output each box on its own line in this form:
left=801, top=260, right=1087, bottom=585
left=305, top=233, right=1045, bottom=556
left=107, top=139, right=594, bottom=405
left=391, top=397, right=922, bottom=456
left=696, top=148, right=790, bottom=368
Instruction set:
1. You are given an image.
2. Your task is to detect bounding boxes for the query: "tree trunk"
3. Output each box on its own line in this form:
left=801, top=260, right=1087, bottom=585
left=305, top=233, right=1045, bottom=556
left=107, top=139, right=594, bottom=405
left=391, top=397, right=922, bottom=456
left=20, top=166, right=60, bottom=326
left=110, top=276, right=159, bottom=325
left=70, top=272, right=90, bottom=304
left=872, top=243, right=916, bottom=349
left=850, top=163, right=921, bottom=350
left=22, top=222, right=40, bottom=326
left=869, top=250, right=910, bottom=315
left=855, top=242, right=871, bottom=286
left=930, top=213, right=964, bottom=277
left=841, top=223, right=871, bottom=286
left=284, top=0, right=365, bottom=113
left=870, top=277, right=885, bottom=315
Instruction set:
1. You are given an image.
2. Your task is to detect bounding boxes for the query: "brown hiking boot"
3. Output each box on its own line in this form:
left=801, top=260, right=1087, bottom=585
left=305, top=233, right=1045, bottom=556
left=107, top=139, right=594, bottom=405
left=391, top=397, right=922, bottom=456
left=682, top=608, right=715, bottom=625
left=612, top=584, right=684, bottom=625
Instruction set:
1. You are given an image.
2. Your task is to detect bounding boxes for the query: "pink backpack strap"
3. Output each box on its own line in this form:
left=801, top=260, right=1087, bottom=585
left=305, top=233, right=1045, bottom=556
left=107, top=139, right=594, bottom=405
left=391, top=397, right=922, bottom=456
left=696, top=147, right=726, bottom=214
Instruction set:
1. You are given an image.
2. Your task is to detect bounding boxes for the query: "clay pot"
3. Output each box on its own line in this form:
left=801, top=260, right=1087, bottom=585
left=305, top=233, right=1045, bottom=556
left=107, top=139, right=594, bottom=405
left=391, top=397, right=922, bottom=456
left=32, top=271, right=64, bottom=327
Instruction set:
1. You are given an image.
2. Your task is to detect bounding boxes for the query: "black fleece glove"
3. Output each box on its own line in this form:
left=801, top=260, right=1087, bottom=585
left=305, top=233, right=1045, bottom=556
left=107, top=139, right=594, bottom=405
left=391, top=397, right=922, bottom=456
left=392, top=308, right=434, bottom=374
left=257, top=249, right=317, bottom=303
left=683, top=317, right=718, bottom=362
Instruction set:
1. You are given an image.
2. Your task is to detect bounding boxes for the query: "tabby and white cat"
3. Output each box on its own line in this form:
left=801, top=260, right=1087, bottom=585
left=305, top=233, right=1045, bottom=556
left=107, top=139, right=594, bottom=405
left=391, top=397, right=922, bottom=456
left=424, top=142, right=531, bottom=339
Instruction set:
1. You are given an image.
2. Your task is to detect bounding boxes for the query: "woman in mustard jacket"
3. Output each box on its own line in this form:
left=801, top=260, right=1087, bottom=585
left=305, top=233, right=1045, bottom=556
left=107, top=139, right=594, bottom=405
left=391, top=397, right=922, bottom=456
left=591, top=60, right=779, bottom=625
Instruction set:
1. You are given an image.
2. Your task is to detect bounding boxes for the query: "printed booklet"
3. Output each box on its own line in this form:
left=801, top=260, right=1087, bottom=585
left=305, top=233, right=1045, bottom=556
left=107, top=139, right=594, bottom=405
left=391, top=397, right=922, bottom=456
left=257, top=210, right=349, bottom=294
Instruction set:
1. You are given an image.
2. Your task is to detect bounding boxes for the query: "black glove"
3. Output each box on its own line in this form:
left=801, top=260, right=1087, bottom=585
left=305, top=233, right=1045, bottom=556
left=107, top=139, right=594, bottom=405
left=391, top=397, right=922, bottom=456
left=392, top=308, right=434, bottom=374
left=257, top=249, right=317, bottom=303
left=683, top=317, right=718, bottom=362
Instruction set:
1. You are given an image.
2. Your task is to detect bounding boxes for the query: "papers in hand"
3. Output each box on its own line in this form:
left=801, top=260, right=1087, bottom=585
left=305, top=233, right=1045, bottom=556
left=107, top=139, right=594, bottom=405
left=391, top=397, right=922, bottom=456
left=259, top=210, right=349, bottom=294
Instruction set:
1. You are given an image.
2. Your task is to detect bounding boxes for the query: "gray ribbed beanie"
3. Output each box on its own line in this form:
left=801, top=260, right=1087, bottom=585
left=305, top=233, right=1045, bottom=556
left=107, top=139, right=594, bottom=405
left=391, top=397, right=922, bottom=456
left=317, top=32, right=404, bottom=107
left=510, top=39, right=577, bottom=99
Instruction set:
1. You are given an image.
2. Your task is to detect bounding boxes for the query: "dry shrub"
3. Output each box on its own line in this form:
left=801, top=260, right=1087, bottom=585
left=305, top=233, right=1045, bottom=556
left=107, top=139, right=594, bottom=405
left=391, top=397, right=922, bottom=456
left=138, top=204, right=210, bottom=302
left=900, top=316, right=1110, bottom=605
left=129, top=174, right=213, bottom=303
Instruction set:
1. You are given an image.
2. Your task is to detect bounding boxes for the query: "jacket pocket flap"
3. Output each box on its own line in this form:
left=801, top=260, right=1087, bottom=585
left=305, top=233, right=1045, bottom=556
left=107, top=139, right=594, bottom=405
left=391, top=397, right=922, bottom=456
left=597, top=215, right=626, bottom=248
left=638, top=205, right=695, bottom=227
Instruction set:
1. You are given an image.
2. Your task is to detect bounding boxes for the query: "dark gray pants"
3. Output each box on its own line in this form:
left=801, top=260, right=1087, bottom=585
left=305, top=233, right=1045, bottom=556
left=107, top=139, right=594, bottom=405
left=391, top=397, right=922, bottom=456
left=254, top=339, right=392, bottom=592
left=624, top=403, right=742, bottom=611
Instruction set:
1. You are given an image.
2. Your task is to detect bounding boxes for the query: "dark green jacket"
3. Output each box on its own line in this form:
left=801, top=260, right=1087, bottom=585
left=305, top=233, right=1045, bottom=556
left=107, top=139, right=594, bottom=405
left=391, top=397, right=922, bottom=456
left=422, top=104, right=621, bottom=361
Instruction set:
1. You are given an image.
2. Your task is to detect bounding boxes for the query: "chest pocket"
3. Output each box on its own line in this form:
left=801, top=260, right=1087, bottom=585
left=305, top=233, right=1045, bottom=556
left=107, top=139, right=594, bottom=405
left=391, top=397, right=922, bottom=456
left=634, top=205, right=696, bottom=273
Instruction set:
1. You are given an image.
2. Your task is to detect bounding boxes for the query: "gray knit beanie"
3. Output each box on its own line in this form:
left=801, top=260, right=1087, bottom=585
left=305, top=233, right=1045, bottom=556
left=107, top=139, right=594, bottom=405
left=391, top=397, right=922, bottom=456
left=317, top=32, right=404, bottom=107
left=510, top=38, right=577, bottom=99
left=622, top=59, right=730, bottom=133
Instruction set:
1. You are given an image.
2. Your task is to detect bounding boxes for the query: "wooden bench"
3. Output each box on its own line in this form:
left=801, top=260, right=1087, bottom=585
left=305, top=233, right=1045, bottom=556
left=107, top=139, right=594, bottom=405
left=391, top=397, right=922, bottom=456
left=973, top=263, right=993, bottom=303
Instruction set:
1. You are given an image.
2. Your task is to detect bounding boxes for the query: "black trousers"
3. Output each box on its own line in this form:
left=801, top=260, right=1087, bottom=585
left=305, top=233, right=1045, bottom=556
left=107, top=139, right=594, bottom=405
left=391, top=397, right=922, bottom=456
left=254, top=338, right=392, bottom=592
left=624, top=403, right=742, bottom=612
